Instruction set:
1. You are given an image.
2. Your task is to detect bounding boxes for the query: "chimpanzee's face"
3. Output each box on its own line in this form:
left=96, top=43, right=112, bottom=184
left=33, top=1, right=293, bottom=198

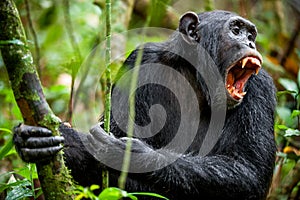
left=179, top=11, right=263, bottom=107
left=219, top=16, right=262, bottom=106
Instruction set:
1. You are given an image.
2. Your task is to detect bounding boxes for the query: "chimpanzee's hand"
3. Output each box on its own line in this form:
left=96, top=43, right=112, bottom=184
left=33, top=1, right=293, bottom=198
left=88, top=123, right=153, bottom=154
left=86, top=123, right=167, bottom=172
left=13, top=124, right=64, bottom=163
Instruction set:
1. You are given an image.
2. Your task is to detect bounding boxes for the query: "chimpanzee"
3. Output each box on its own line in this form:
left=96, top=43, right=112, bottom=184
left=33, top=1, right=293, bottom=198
left=13, top=10, right=276, bottom=200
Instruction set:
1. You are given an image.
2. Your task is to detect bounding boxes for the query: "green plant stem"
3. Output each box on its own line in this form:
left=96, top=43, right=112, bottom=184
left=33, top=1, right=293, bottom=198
left=118, top=2, right=153, bottom=190
left=103, top=0, right=112, bottom=190
left=118, top=47, right=143, bottom=190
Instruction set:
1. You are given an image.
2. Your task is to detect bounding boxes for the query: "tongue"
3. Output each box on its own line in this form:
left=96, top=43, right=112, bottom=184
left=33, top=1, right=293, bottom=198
left=234, top=70, right=253, bottom=92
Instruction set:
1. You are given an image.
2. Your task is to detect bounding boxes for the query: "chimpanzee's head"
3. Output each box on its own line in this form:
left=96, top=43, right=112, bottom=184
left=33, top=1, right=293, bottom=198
left=179, top=10, right=262, bottom=107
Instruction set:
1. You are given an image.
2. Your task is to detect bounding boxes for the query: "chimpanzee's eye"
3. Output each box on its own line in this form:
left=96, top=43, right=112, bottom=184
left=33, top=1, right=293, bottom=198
left=232, top=26, right=240, bottom=35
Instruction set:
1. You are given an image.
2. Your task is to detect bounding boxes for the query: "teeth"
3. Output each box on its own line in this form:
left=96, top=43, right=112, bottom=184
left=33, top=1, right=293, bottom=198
left=252, top=58, right=261, bottom=67
left=239, top=57, right=261, bottom=75
left=227, top=84, right=247, bottom=100
left=241, top=58, right=248, bottom=68
left=241, top=57, right=261, bottom=68
left=235, top=92, right=244, bottom=99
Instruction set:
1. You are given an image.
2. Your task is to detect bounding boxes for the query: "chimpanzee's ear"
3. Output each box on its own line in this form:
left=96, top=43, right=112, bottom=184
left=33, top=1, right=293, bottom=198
left=179, top=12, right=200, bottom=44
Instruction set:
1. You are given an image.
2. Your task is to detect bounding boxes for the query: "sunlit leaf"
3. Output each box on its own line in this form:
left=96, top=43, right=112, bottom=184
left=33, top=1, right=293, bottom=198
left=90, top=184, right=100, bottom=191
left=0, top=128, right=12, bottom=133
left=276, top=124, right=289, bottom=130
left=130, top=192, right=169, bottom=200
left=284, top=128, right=300, bottom=137
left=0, top=136, right=13, bottom=160
left=5, top=179, right=33, bottom=200
left=15, top=164, right=39, bottom=180
left=291, top=110, right=300, bottom=118
left=98, top=187, right=124, bottom=200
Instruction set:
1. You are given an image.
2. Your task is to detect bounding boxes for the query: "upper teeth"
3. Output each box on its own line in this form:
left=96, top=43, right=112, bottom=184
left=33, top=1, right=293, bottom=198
left=240, top=57, right=261, bottom=74
left=241, top=58, right=248, bottom=68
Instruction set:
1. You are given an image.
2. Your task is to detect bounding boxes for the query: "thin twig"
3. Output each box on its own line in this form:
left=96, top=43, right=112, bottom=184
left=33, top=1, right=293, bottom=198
left=24, top=0, right=41, bottom=76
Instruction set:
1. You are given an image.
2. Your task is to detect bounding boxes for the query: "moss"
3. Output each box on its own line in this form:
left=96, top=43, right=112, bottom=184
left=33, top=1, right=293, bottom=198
left=0, top=1, right=76, bottom=198
left=39, top=112, right=61, bottom=136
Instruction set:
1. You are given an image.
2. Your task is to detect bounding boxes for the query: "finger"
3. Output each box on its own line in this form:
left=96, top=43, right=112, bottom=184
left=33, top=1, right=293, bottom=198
left=25, top=136, right=64, bottom=148
left=21, top=146, right=63, bottom=163
left=89, top=124, right=112, bottom=143
left=15, top=124, right=52, bottom=137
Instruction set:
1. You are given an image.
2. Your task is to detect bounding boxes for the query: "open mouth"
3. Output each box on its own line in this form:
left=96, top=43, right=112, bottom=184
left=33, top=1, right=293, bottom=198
left=226, top=56, right=262, bottom=101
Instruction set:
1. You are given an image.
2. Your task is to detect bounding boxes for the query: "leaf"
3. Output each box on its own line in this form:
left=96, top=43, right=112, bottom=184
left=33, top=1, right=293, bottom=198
left=0, top=136, right=13, bottom=160
left=98, top=187, right=124, bottom=200
left=278, top=78, right=298, bottom=96
left=129, top=192, right=169, bottom=199
left=90, top=184, right=100, bottom=191
left=0, top=172, right=14, bottom=193
left=291, top=110, right=300, bottom=118
left=16, top=164, right=39, bottom=180
left=98, top=188, right=169, bottom=200
left=284, top=128, right=300, bottom=137
left=5, top=179, right=33, bottom=200
left=0, top=128, right=12, bottom=133
left=126, top=194, right=138, bottom=200
left=276, top=151, right=287, bottom=158
left=277, top=90, right=297, bottom=97
left=276, top=124, right=289, bottom=130
left=276, top=106, right=294, bottom=127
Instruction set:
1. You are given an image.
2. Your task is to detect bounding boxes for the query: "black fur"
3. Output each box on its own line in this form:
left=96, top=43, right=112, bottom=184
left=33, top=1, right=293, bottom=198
left=13, top=10, right=276, bottom=200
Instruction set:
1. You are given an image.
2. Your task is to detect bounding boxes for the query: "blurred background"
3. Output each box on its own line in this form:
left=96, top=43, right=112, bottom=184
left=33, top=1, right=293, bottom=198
left=0, top=0, right=300, bottom=199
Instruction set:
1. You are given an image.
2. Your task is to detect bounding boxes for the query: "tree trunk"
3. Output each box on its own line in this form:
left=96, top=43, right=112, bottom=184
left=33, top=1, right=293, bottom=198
left=0, top=1, right=75, bottom=199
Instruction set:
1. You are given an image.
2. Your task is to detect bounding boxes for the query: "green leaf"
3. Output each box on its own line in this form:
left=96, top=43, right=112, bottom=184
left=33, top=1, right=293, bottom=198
left=126, top=194, right=138, bottom=200
left=0, top=172, right=14, bottom=192
left=5, top=179, right=34, bottom=200
left=90, top=184, right=100, bottom=191
left=98, top=188, right=169, bottom=200
left=129, top=192, right=169, bottom=200
left=291, top=110, right=300, bottom=118
left=0, top=128, right=12, bottom=133
left=281, top=159, right=296, bottom=179
left=284, top=129, right=300, bottom=137
left=278, top=78, right=298, bottom=96
left=276, top=151, right=287, bottom=158
left=276, top=106, right=294, bottom=127
left=277, top=90, right=297, bottom=97
left=0, top=136, right=13, bottom=160
left=15, top=164, right=39, bottom=180
left=98, top=187, right=124, bottom=200
left=276, top=124, right=289, bottom=130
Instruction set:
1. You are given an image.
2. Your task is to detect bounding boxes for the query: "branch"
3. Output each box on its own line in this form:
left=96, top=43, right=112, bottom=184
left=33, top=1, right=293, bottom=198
left=0, top=1, right=75, bottom=199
